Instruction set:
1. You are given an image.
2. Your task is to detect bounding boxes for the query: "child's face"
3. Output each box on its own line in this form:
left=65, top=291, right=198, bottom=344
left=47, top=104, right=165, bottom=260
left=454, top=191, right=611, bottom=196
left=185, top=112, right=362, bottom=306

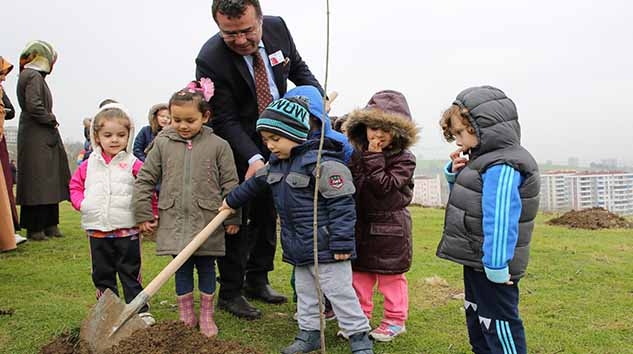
left=156, top=109, right=171, bottom=128
left=170, top=101, right=209, bottom=139
left=366, top=126, right=393, bottom=150
left=450, top=115, right=479, bottom=152
left=260, top=131, right=299, bottom=160
left=95, top=118, right=129, bottom=157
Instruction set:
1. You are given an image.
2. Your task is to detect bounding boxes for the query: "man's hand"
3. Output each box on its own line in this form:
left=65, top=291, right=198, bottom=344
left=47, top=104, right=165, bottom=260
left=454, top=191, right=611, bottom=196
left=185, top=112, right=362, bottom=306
left=449, top=148, right=468, bottom=173
left=244, top=159, right=265, bottom=180
left=138, top=220, right=158, bottom=232
left=334, top=253, right=351, bottom=261
left=225, top=224, right=240, bottom=235
left=325, top=91, right=338, bottom=113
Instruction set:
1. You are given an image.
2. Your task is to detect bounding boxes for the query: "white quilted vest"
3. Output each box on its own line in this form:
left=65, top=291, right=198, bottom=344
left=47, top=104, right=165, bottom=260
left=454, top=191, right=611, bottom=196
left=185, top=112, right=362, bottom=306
left=81, top=150, right=137, bottom=231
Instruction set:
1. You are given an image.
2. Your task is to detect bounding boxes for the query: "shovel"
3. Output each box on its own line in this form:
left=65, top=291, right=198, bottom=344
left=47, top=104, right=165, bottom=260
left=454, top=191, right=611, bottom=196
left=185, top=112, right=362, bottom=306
left=80, top=209, right=233, bottom=353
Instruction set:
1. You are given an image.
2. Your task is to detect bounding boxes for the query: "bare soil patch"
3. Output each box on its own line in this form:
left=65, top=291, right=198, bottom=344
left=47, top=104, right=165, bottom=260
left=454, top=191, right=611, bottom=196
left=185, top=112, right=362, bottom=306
left=547, top=208, right=633, bottom=230
left=39, top=321, right=262, bottom=354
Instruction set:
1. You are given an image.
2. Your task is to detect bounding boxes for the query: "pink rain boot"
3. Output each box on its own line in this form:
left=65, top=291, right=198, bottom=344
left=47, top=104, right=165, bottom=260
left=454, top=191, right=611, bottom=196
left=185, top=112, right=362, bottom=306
left=177, top=292, right=197, bottom=328
left=199, top=292, right=218, bottom=338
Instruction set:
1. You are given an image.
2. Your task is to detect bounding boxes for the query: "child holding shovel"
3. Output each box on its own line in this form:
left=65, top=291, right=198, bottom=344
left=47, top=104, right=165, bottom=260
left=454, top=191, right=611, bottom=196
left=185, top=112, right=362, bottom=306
left=69, top=103, right=155, bottom=326
left=220, top=97, right=373, bottom=354
left=133, top=79, right=241, bottom=338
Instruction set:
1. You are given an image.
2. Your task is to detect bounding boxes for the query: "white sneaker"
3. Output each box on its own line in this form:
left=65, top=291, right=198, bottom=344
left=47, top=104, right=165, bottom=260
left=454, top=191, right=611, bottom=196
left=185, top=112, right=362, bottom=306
left=15, top=234, right=27, bottom=245
left=336, top=330, right=349, bottom=340
left=138, top=312, right=156, bottom=326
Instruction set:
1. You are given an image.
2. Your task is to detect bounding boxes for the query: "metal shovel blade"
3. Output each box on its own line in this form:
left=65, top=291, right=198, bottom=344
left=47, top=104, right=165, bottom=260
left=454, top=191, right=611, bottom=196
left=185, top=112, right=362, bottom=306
left=80, top=289, right=148, bottom=353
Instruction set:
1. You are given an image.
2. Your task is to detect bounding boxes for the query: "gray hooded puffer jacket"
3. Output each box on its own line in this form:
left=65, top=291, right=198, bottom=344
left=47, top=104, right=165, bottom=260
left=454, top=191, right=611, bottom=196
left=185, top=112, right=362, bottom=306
left=436, top=86, right=540, bottom=280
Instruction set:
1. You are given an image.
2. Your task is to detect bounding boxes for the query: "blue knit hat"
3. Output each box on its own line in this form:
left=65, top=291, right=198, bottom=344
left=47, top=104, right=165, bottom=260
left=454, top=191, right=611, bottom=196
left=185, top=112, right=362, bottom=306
left=256, top=97, right=310, bottom=143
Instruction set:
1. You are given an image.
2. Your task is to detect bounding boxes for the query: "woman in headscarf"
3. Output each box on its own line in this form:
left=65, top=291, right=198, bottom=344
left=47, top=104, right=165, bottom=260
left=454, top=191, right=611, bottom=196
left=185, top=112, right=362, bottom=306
left=16, top=40, right=70, bottom=241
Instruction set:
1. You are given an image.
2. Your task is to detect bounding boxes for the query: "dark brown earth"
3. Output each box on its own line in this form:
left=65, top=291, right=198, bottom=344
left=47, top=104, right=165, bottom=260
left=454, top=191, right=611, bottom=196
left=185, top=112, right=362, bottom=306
left=547, top=207, right=633, bottom=230
left=40, top=321, right=263, bottom=354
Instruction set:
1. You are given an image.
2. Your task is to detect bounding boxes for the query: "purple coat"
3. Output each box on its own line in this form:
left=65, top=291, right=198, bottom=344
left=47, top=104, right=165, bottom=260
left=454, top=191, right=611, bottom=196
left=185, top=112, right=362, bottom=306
left=346, top=90, right=418, bottom=274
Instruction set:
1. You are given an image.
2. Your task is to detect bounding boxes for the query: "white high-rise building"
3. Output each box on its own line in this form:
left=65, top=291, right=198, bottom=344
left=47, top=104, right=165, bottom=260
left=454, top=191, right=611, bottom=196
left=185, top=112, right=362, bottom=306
left=540, top=171, right=575, bottom=212
left=412, top=175, right=442, bottom=207
left=568, top=172, right=633, bottom=215
left=540, top=170, right=633, bottom=215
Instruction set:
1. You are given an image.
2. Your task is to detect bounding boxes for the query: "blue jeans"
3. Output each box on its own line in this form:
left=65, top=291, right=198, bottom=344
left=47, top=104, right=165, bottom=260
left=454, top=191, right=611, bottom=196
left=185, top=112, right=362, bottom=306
left=174, top=255, right=216, bottom=295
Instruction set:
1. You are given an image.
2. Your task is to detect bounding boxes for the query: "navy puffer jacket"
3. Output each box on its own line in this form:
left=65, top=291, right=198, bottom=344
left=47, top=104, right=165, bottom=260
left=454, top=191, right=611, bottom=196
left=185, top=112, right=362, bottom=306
left=226, top=139, right=357, bottom=266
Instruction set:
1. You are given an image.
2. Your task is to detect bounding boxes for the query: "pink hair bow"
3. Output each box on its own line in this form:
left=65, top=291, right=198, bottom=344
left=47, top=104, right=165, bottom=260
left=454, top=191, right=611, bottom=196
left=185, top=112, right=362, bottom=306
left=185, top=78, right=215, bottom=101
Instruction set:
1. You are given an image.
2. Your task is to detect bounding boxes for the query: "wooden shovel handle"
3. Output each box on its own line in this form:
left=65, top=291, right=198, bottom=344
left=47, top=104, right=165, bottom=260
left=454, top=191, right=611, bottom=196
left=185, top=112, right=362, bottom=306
left=142, top=209, right=232, bottom=297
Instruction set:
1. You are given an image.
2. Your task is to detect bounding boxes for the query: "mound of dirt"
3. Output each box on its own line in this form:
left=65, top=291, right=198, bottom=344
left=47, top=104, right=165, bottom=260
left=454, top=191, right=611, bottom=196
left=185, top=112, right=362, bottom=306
left=40, top=321, right=263, bottom=354
left=547, top=207, right=633, bottom=230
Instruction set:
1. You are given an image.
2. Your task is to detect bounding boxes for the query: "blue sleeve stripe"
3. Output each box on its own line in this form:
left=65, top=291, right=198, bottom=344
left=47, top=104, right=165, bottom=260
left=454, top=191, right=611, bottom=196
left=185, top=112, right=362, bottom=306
left=500, top=166, right=515, bottom=266
left=491, top=165, right=513, bottom=267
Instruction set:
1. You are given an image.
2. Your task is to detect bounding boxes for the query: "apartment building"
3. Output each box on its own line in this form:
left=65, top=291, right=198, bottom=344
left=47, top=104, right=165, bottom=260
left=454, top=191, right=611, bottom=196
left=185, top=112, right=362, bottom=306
left=568, top=172, right=633, bottom=215
left=412, top=175, right=443, bottom=207
left=541, top=170, right=633, bottom=215
left=540, top=171, right=575, bottom=212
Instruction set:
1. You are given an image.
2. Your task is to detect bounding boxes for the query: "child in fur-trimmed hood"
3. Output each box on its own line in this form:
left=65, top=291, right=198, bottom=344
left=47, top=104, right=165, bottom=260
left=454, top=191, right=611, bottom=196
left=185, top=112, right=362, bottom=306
left=344, top=89, right=418, bottom=342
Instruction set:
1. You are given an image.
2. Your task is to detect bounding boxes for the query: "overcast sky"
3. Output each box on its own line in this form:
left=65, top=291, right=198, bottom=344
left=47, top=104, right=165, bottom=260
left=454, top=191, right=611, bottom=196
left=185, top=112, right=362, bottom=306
left=1, top=0, right=631, bottom=165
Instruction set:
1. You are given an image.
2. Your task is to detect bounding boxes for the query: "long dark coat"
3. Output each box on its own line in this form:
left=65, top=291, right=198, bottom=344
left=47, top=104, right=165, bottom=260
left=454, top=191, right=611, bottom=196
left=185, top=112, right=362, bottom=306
left=346, top=90, right=418, bottom=274
left=15, top=68, right=70, bottom=205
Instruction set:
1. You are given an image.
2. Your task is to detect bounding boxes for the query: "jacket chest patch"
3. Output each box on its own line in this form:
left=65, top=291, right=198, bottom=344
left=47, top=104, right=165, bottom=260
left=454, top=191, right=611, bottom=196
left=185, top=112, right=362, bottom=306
left=328, top=175, right=344, bottom=189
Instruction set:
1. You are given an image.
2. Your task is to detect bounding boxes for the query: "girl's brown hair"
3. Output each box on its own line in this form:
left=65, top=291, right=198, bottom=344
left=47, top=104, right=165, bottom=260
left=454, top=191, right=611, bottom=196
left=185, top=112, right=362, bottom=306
left=168, top=84, right=211, bottom=116
left=93, top=108, right=131, bottom=139
left=439, top=105, right=475, bottom=142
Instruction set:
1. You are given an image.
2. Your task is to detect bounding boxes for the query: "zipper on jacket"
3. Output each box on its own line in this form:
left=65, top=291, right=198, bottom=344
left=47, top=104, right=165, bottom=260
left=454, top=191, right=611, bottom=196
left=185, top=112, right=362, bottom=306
left=182, top=139, right=193, bottom=247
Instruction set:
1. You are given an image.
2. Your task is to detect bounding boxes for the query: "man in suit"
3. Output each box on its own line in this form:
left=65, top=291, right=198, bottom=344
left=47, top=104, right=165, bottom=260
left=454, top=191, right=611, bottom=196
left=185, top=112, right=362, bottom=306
left=196, top=0, right=324, bottom=320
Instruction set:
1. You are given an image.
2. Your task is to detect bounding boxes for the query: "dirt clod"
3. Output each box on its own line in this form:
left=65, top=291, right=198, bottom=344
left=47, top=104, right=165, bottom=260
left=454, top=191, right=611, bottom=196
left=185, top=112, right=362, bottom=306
left=0, top=308, right=14, bottom=316
left=40, top=321, right=262, bottom=354
left=547, top=208, right=633, bottom=230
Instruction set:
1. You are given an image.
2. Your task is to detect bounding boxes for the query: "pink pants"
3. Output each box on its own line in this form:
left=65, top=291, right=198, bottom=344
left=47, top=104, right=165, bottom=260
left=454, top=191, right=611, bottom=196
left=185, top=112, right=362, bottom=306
left=352, top=271, right=408, bottom=325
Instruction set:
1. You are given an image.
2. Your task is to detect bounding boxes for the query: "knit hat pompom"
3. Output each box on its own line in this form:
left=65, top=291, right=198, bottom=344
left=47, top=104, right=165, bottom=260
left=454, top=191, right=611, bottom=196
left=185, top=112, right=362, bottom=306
left=256, top=97, right=310, bottom=143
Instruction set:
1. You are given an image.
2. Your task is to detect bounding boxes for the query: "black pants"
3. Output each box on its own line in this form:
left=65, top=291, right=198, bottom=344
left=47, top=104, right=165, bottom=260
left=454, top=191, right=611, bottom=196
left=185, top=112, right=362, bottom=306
left=463, top=266, right=526, bottom=354
left=89, top=235, right=148, bottom=313
left=217, top=189, right=277, bottom=299
left=20, top=204, right=59, bottom=231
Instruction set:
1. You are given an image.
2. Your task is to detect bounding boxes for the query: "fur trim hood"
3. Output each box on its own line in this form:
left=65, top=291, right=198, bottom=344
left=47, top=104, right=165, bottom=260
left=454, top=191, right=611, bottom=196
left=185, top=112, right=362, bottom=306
left=344, top=90, right=418, bottom=152
left=148, top=103, right=168, bottom=125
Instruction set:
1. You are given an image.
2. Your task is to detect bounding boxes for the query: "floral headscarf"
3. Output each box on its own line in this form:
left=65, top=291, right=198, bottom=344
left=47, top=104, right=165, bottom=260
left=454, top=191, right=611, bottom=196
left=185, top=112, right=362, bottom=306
left=0, top=56, right=14, bottom=76
left=19, top=40, right=57, bottom=73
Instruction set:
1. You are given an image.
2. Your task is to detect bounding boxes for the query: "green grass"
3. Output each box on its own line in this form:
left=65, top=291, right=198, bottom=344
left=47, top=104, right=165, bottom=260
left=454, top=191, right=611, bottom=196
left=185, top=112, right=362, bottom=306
left=1, top=203, right=632, bottom=353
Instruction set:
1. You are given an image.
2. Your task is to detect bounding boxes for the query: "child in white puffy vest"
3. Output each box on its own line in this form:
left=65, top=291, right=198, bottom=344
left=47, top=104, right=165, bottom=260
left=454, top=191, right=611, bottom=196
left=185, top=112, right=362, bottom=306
left=69, top=103, right=155, bottom=326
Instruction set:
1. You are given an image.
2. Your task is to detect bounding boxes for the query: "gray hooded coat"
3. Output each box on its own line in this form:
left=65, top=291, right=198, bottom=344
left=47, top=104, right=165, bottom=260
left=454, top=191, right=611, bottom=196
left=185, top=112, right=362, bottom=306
left=436, top=86, right=540, bottom=280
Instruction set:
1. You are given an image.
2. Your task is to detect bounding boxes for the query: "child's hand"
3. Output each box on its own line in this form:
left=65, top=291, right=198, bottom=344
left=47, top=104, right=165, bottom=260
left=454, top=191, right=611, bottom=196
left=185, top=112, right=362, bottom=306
left=334, top=253, right=351, bottom=261
left=138, top=220, right=157, bottom=232
left=218, top=199, right=235, bottom=213
left=225, top=224, right=240, bottom=235
left=368, top=137, right=383, bottom=153
left=449, top=148, right=468, bottom=173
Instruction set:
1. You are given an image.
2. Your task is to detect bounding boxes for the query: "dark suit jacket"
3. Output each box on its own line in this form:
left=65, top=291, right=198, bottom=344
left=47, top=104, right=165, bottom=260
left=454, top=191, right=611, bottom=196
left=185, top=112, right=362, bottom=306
left=196, top=16, right=323, bottom=178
